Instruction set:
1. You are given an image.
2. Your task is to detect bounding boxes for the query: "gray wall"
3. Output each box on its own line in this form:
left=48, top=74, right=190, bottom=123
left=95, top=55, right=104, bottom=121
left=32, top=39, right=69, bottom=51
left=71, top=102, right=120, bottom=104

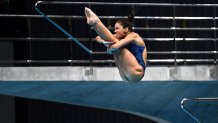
left=0, top=66, right=218, bottom=81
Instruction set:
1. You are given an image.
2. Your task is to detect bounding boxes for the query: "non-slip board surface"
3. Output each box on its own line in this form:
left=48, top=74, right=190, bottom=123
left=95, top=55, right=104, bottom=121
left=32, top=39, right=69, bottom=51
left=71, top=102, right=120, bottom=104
left=0, top=81, right=218, bottom=123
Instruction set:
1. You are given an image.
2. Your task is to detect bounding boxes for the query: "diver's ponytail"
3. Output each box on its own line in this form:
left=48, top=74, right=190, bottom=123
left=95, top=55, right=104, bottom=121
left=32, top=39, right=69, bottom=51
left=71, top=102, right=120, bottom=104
left=127, top=13, right=134, bottom=24
left=115, top=7, right=138, bottom=32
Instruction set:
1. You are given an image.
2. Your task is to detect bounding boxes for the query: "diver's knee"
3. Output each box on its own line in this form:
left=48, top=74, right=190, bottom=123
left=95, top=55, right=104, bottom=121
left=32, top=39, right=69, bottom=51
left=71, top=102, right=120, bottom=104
left=125, top=72, right=144, bottom=82
left=122, top=67, right=144, bottom=82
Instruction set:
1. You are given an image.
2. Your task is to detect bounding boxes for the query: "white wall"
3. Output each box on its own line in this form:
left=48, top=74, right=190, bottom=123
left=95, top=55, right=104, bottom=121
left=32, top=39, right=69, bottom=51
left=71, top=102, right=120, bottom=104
left=0, top=66, right=217, bottom=81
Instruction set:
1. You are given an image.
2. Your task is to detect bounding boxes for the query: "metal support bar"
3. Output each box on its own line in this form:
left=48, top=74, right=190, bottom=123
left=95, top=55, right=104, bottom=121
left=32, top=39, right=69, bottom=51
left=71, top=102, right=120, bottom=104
left=0, top=59, right=217, bottom=64
left=2, top=14, right=218, bottom=20
left=0, top=37, right=218, bottom=41
left=106, top=27, right=218, bottom=31
left=0, top=60, right=115, bottom=64
left=148, top=51, right=218, bottom=54
left=35, top=1, right=218, bottom=7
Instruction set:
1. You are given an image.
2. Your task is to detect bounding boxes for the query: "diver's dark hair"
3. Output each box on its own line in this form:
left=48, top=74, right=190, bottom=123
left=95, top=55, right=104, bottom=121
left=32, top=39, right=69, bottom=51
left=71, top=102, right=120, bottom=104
left=116, top=13, right=134, bottom=32
left=116, top=7, right=141, bottom=32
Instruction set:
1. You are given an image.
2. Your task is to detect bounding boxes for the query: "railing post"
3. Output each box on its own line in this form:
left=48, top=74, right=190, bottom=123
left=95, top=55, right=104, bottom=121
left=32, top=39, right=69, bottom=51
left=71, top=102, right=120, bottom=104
left=27, top=18, right=32, bottom=66
left=173, top=5, right=177, bottom=67
left=88, top=4, right=93, bottom=75
left=213, top=6, right=217, bottom=65
left=68, top=18, right=73, bottom=66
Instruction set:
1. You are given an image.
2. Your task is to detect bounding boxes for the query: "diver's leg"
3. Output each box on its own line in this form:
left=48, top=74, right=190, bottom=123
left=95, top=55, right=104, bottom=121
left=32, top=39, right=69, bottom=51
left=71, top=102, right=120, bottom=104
left=113, top=53, right=129, bottom=82
left=85, top=7, right=118, bottom=42
left=114, top=48, right=144, bottom=82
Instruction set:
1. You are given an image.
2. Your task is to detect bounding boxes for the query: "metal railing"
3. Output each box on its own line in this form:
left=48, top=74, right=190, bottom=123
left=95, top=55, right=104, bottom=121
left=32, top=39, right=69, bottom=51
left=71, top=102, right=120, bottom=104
left=0, top=2, right=218, bottom=65
left=181, top=97, right=218, bottom=123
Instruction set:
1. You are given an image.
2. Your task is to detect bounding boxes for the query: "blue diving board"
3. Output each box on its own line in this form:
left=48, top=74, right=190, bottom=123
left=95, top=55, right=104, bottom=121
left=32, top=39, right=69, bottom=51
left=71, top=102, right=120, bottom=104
left=0, top=81, right=218, bottom=123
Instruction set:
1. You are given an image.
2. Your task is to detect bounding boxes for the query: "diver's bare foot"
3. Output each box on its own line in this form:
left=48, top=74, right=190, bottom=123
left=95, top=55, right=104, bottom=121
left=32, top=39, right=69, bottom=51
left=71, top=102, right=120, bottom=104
left=85, top=7, right=100, bottom=25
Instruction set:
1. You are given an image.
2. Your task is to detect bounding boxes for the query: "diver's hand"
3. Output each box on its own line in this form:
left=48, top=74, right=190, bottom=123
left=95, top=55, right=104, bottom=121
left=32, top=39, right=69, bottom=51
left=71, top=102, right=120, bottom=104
left=96, top=36, right=115, bottom=47
left=96, top=36, right=104, bottom=43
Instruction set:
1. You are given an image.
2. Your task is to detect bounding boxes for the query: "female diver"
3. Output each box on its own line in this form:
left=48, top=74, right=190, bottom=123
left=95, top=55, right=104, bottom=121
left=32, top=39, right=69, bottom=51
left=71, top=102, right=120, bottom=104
left=85, top=7, right=147, bottom=82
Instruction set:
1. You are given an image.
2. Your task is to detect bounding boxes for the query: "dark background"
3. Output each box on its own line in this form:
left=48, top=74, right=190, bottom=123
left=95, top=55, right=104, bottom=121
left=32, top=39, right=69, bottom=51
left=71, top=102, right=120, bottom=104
left=0, top=0, right=218, bottom=66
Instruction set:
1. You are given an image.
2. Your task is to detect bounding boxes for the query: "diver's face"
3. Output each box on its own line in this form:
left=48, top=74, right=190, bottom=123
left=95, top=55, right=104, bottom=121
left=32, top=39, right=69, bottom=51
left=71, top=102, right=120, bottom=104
left=114, top=23, right=128, bottom=39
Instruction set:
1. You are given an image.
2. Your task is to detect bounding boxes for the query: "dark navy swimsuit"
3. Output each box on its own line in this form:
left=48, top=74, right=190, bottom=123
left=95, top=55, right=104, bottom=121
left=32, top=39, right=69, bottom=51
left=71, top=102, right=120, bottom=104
left=126, top=44, right=146, bottom=71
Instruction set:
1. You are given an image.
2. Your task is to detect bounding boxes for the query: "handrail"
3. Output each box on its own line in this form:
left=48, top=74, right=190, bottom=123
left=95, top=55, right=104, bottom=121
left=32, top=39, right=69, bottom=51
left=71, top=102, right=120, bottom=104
left=3, top=15, right=217, bottom=32
left=0, top=60, right=115, bottom=64
left=0, top=37, right=93, bottom=41
left=1, top=14, right=218, bottom=20
left=36, top=1, right=218, bottom=7
left=149, top=51, right=218, bottom=54
left=0, top=14, right=85, bottom=19
left=181, top=97, right=218, bottom=123
left=0, top=59, right=217, bottom=64
left=149, top=59, right=217, bottom=63
left=35, top=1, right=93, bottom=54
left=0, top=37, right=216, bottom=42
left=109, top=27, right=218, bottom=31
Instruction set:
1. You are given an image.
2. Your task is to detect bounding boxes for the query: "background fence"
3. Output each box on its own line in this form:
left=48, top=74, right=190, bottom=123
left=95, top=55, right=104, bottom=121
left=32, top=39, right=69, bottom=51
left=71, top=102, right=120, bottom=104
left=0, top=1, right=218, bottom=66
